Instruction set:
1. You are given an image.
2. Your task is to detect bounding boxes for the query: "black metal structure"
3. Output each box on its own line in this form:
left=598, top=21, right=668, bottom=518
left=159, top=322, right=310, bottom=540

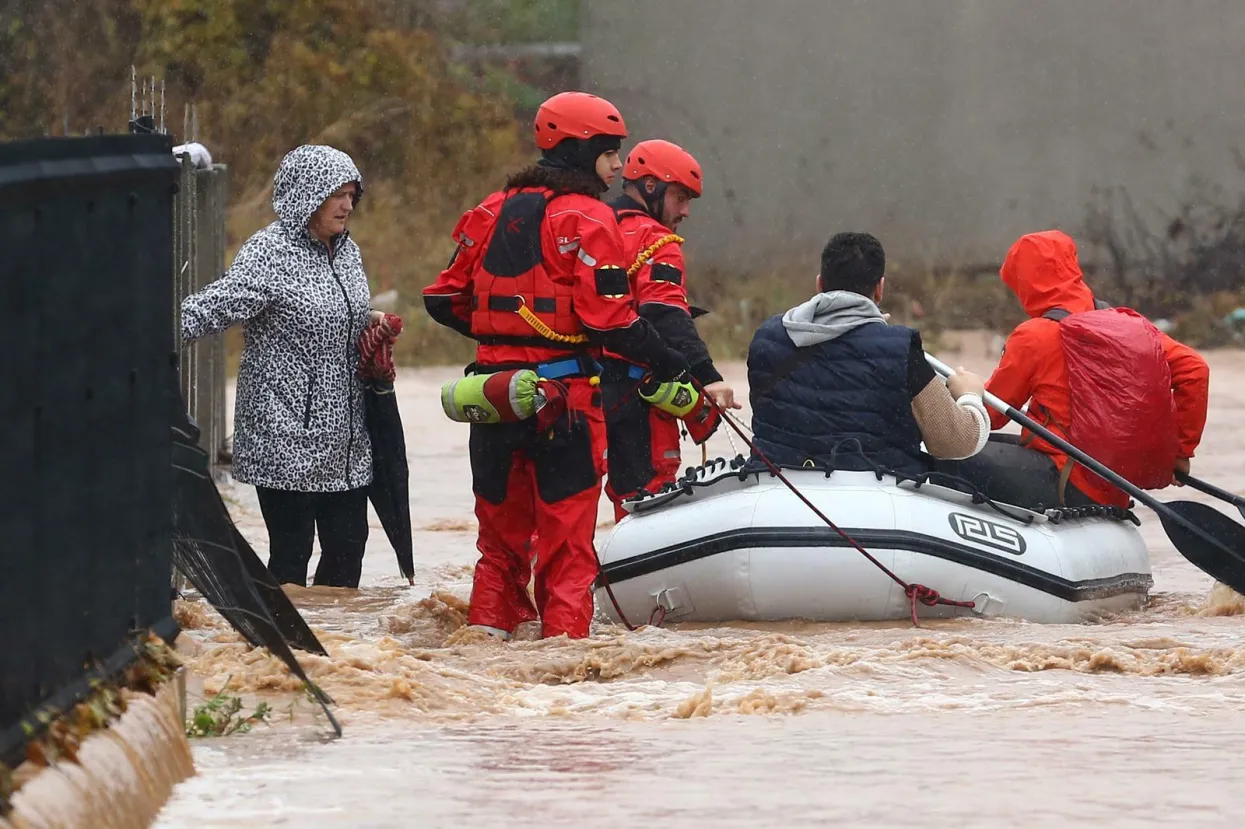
left=0, top=134, right=182, bottom=770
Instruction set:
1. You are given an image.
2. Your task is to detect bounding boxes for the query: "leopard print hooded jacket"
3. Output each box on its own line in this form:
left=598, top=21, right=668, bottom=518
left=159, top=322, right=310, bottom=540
left=181, top=144, right=374, bottom=492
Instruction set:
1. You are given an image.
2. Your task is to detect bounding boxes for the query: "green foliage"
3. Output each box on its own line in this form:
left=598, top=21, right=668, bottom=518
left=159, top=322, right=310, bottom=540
left=434, top=0, right=579, bottom=44
left=0, top=0, right=525, bottom=197
left=0, top=0, right=535, bottom=372
left=186, top=688, right=272, bottom=738
left=128, top=0, right=523, bottom=196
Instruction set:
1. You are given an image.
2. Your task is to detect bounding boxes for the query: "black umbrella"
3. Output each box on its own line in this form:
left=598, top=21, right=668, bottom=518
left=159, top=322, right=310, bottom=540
left=357, top=312, right=415, bottom=584
left=363, top=376, right=413, bottom=583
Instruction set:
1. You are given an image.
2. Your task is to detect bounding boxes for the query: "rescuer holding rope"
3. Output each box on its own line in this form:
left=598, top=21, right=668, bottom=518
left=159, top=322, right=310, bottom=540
left=600, top=139, right=742, bottom=521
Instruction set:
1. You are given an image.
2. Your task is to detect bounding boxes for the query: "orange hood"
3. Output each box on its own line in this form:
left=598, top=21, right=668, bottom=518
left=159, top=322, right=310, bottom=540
left=999, top=230, right=1095, bottom=318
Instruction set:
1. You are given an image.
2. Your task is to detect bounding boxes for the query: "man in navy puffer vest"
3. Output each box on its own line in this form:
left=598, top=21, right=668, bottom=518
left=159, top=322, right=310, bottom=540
left=747, top=232, right=991, bottom=475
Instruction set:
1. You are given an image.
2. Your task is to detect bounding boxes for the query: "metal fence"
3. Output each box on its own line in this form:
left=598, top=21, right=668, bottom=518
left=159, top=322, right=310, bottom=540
left=171, top=155, right=230, bottom=476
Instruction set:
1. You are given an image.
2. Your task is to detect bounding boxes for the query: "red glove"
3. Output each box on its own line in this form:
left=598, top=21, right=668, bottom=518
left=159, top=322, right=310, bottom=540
left=358, top=313, right=404, bottom=381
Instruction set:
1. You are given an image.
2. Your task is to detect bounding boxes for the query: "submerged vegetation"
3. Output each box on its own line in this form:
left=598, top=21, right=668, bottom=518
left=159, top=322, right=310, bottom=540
left=185, top=689, right=272, bottom=738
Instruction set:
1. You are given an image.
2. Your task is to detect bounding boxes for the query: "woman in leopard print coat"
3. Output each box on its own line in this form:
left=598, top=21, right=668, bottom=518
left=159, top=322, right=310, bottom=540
left=181, top=144, right=378, bottom=587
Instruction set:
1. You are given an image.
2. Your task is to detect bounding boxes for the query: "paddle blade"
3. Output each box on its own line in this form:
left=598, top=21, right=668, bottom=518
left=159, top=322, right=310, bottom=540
left=1157, top=500, right=1245, bottom=594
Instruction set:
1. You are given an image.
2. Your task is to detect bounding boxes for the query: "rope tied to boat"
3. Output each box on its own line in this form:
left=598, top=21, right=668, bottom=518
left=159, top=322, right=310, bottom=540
left=597, top=380, right=978, bottom=631
left=904, top=584, right=975, bottom=627
left=690, top=382, right=977, bottom=628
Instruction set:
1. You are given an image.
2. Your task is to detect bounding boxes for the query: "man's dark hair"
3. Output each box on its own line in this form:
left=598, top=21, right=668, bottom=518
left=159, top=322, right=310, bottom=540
left=818, top=232, right=886, bottom=295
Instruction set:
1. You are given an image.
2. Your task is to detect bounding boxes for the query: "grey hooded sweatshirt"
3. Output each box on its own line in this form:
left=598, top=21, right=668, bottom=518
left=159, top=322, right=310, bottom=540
left=181, top=145, right=374, bottom=492
left=780, top=290, right=886, bottom=346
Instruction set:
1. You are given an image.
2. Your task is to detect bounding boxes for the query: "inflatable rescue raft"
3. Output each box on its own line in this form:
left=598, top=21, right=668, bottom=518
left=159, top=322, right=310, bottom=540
left=594, top=457, right=1153, bottom=625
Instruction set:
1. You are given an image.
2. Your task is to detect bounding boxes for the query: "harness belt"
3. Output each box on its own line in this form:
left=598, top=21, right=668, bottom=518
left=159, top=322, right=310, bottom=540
left=468, top=354, right=602, bottom=381
left=538, top=357, right=601, bottom=380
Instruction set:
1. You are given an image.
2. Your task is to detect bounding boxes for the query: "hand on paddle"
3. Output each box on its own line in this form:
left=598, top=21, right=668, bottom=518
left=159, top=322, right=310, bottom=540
left=1172, top=457, right=1191, bottom=487
left=945, top=366, right=985, bottom=399
left=926, top=350, right=1245, bottom=596
left=703, top=381, right=743, bottom=410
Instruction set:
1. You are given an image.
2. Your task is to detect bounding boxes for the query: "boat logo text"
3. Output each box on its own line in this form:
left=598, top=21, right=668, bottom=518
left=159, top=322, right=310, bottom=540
left=947, top=513, right=1027, bottom=555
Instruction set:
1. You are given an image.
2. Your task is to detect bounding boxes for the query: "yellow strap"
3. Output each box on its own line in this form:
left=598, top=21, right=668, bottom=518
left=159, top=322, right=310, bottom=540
left=627, top=233, right=685, bottom=278
left=516, top=304, right=588, bottom=344
left=513, top=233, right=683, bottom=346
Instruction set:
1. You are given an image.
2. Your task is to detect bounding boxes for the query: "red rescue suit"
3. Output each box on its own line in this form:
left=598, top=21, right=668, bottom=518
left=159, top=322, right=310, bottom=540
left=601, top=196, right=723, bottom=521
left=425, top=181, right=685, bottom=639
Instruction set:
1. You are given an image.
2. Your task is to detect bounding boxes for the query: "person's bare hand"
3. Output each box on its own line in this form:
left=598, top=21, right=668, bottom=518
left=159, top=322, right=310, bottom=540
left=946, top=366, right=985, bottom=399
left=703, top=381, right=742, bottom=410
left=1172, top=457, right=1191, bottom=486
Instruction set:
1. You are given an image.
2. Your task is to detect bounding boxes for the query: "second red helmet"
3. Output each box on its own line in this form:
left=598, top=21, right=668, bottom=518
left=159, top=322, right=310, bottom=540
left=623, top=139, right=703, bottom=197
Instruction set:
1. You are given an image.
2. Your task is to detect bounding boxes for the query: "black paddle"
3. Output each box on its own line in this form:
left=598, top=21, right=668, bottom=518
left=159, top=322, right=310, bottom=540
left=925, top=353, right=1245, bottom=593
left=1176, top=472, right=1245, bottom=521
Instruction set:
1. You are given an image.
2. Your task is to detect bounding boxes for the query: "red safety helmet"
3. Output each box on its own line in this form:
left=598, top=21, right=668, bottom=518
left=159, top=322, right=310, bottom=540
left=623, top=139, right=703, bottom=197
left=534, top=92, right=628, bottom=150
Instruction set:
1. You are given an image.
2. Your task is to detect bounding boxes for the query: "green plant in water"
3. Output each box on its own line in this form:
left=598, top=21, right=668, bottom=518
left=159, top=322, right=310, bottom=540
left=186, top=685, right=272, bottom=738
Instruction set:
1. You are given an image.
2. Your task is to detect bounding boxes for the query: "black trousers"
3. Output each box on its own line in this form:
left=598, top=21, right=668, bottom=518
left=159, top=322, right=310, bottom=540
left=255, top=487, right=370, bottom=588
left=933, top=434, right=1095, bottom=511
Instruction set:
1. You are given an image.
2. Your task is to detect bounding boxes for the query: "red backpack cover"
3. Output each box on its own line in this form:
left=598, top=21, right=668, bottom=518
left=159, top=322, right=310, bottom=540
left=1046, top=307, right=1177, bottom=490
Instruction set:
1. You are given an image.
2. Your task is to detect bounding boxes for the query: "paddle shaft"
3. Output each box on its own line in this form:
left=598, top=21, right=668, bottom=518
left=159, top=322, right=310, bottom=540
left=923, top=353, right=1173, bottom=515
left=1176, top=471, right=1245, bottom=509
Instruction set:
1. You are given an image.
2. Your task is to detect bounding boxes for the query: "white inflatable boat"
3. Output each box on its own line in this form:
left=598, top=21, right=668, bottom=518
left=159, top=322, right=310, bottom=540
left=594, top=457, right=1153, bottom=625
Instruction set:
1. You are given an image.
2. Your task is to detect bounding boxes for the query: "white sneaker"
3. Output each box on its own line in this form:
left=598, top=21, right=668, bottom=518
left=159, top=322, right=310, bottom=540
left=470, top=625, right=512, bottom=641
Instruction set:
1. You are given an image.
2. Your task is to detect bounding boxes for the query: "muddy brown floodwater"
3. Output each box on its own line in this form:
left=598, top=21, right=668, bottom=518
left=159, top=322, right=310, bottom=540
left=155, top=334, right=1245, bottom=828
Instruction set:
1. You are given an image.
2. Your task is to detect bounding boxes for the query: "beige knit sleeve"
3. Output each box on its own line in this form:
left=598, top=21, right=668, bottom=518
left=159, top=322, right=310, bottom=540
left=911, top=378, right=990, bottom=460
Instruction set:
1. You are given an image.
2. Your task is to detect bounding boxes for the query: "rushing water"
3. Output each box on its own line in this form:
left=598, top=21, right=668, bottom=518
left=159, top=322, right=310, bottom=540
left=155, top=336, right=1245, bottom=827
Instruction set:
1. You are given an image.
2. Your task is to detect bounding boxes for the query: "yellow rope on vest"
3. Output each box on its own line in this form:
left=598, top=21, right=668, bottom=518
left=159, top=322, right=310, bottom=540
left=511, top=233, right=683, bottom=348
left=627, top=233, right=685, bottom=278
left=516, top=304, right=589, bottom=344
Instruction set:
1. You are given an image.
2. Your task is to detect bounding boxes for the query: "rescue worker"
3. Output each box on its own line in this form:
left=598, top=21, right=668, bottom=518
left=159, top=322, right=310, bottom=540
left=423, top=91, right=691, bottom=641
left=601, top=139, right=741, bottom=521
left=937, top=230, right=1210, bottom=510
left=748, top=232, right=992, bottom=474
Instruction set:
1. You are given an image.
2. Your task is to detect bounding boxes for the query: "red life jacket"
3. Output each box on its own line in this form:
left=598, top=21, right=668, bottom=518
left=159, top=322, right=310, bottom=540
left=603, top=206, right=688, bottom=365
left=1044, top=306, right=1178, bottom=491
left=468, top=186, right=585, bottom=348
left=465, top=187, right=590, bottom=363
left=612, top=205, right=651, bottom=299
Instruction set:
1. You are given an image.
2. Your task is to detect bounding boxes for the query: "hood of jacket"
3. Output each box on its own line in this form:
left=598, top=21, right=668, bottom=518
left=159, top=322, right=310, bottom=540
left=781, top=290, right=886, bottom=347
left=1000, top=230, right=1095, bottom=318
left=271, top=144, right=364, bottom=237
